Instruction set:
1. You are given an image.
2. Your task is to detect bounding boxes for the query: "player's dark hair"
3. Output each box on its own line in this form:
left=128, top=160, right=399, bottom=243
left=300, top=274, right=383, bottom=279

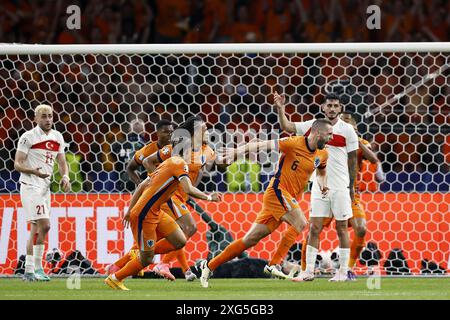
left=323, top=92, right=342, bottom=103
left=178, top=115, right=203, bottom=136
left=311, top=118, right=332, bottom=131
left=156, top=119, right=173, bottom=130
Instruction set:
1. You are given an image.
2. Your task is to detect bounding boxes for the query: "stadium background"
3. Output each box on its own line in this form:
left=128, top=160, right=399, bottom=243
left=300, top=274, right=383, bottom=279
left=0, top=0, right=449, bottom=276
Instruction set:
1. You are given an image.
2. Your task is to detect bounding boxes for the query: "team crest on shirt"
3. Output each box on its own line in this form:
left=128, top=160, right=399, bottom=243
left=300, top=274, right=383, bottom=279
left=291, top=198, right=298, bottom=205
left=162, top=146, right=170, bottom=155
left=146, top=240, right=155, bottom=248
left=183, top=164, right=189, bottom=173
left=314, top=157, right=321, bottom=168
left=180, top=204, right=188, bottom=211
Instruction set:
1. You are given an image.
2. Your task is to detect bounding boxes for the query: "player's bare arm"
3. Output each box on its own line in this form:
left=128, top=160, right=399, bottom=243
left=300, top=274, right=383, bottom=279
left=179, top=176, right=221, bottom=202
left=14, top=150, right=50, bottom=179
left=56, top=153, right=70, bottom=192
left=122, top=177, right=152, bottom=228
left=142, top=151, right=160, bottom=173
left=347, top=150, right=357, bottom=202
left=316, top=167, right=329, bottom=196
left=126, top=158, right=143, bottom=185
left=359, top=140, right=379, bottom=164
left=273, top=91, right=296, bottom=133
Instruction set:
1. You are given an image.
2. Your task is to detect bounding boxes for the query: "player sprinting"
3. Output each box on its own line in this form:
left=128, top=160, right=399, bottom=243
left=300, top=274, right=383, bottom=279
left=104, top=135, right=221, bottom=291
left=339, top=112, right=385, bottom=279
left=14, top=104, right=70, bottom=282
left=273, top=91, right=359, bottom=282
left=144, top=116, right=216, bottom=281
left=199, top=119, right=333, bottom=288
left=105, top=119, right=174, bottom=278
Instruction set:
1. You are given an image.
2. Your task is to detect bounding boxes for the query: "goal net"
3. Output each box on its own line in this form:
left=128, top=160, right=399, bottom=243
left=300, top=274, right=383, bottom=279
left=0, top=43, right=448, bottom=276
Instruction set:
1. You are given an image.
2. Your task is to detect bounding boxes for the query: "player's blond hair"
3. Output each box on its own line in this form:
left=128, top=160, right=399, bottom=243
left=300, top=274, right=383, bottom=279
left=35, top=104, right=53, bottom=116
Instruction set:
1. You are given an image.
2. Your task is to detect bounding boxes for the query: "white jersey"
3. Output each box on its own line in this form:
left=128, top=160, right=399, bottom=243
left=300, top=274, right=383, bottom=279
left=16, top=126, right=66, bottom=189
left=295, top=118, right=358, bottom=192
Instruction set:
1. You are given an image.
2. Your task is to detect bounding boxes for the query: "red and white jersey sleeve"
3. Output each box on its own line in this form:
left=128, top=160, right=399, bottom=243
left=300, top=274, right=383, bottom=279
left=17, top=126, right=66, bottom=189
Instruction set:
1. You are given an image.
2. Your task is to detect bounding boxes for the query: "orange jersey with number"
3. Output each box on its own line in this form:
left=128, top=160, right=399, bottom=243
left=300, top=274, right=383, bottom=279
left=133, top=141, right=164, bottom=165
left=157, top=144, right=216, bottom=202
left=130, top=156, right=190, bottom=223
left=269, top=136, right=328, bottom=199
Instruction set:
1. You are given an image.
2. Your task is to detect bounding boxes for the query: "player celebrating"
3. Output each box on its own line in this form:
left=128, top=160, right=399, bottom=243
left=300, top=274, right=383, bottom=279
left=199, top=119, right=333, bottom=288
left=273, top=91, right=358, bottom=282
left=144, top=116, right=216, bottom=281
left=14, top=104, right=70, bottom=282
left=104, top=135, right=221, bottom=291
left=106, top=119, right=174, bottom=277
left=340, top=112, right=385, bottom=279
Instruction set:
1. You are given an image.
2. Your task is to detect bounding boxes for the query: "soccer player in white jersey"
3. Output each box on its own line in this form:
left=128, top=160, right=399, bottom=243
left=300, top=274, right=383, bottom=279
left=273, top=91, right=358, bottom=282
left=14, top=104, right=70, bottom=282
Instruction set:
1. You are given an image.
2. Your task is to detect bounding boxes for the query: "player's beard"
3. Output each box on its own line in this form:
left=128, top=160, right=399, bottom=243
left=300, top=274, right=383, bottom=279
left=317, top=139, right=326, bottom=150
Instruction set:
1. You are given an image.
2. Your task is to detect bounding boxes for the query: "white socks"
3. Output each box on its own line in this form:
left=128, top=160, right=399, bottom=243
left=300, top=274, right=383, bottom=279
left=33, top=245, right=45, bottom=271
left=25, top=255, right=34, bottom=274
left=305, top=245, right=318, bottom=274
left=339, top=248, right=350, bottom=274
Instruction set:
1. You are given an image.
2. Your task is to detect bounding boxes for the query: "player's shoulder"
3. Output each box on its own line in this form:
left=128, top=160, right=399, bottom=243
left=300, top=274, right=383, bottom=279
left=337, top=119, right=357, bottom=136
left=50, top=129, right=64, bottom=140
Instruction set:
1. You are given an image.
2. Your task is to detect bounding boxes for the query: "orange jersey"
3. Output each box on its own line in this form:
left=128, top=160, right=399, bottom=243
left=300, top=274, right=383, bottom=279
left=355, top=138, right=371, bottom=194
left=157, top=144, right=216, bottom=202
left=269, top=136, right=328, bottom=198
left=130, top=156, right=190, bottom=224
left=133, top=141, right=163, bottom=165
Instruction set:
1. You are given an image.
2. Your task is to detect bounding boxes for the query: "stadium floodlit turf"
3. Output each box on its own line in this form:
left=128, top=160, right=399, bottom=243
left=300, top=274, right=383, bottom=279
left=0, top=277, right=448, bottom=300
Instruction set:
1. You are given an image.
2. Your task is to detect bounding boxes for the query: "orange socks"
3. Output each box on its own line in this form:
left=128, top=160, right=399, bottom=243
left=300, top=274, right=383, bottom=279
left=349, top=235, right=365, bottom=268
left=208, top=239, right=247, bottom=271
left=301, top=239, right=307, bottom=271
left=162, top=248, right=190, bottom=273
left=154, top=239, right=177, bottom=254
left=269, top=226, right=299, bottom=266
left=113, top=251, right=133, bottom=269
left=115, top=257, right=144, bottom=281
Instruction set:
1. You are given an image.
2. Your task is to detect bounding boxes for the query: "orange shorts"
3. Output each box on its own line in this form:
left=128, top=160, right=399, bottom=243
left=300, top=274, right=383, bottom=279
left=255, top=187, right=300, bottom=232
left=160, top=195, right=191, bottom=221
left=131, top=211, right=179, bottom=251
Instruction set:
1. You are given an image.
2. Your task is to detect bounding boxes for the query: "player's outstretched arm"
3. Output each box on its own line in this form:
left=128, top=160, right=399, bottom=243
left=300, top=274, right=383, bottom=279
left=142, top=151, right=161, bottom=174
left=14, top=151, right=50, bottom=179
left=179, top=177, right=221, bottom=202
left=56, top=153, right=70, bottom=192
left=220, top=140, right=276, bottom=163
left=126, top=158, right=143, bottom=185
left=274, top=91, right=296, bottom=134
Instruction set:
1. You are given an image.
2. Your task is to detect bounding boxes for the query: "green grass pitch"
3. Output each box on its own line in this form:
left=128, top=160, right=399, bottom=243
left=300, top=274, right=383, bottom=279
left=0, top=277, right=449, bottom=300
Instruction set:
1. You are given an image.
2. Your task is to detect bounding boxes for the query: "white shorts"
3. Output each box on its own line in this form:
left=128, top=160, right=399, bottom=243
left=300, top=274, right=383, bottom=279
left=310, top=189, right=353, bottom=221
left=20, top=184, right=51, bottom=223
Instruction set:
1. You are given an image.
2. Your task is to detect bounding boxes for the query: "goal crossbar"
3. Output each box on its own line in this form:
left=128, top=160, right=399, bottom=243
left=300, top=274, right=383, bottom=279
left=1, top=42, right=450, bottom=55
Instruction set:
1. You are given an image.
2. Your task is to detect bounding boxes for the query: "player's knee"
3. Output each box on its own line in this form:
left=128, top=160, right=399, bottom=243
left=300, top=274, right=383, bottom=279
left=309, top=223, right=322, bottom=237
left=243, top=234, right=259, bottom=247
left=355, top=225, right=366, bottom=238
left=335, top=223, right=349, bottom=237
left=40, top=223, right=50, bottom=234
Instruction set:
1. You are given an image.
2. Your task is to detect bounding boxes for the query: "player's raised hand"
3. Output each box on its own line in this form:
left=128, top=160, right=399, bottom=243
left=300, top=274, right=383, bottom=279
left=33, top=167, right=50, bottom=179
left=217, top=147, right=237, bottom=164
left=273, top=91, right=286, bottom=111
left=208, top=192, right=222, bottom=202
left=60, top=175, right=71, bottom=192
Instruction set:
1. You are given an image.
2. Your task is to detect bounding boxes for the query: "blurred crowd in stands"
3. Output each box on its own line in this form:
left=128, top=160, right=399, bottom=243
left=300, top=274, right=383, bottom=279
left=1, top=0, right=449, bottom=44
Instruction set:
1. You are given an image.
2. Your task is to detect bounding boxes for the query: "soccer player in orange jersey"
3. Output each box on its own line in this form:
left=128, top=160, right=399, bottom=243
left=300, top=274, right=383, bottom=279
left=339, top=112, right=384, bottom=280
left=104, top=136, right=222, bottom=291
left=143, top=116, right=217, bottom=281
left=199, top=119, right=333, bottom=288
left=105, top=119, right=174, bottom=277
